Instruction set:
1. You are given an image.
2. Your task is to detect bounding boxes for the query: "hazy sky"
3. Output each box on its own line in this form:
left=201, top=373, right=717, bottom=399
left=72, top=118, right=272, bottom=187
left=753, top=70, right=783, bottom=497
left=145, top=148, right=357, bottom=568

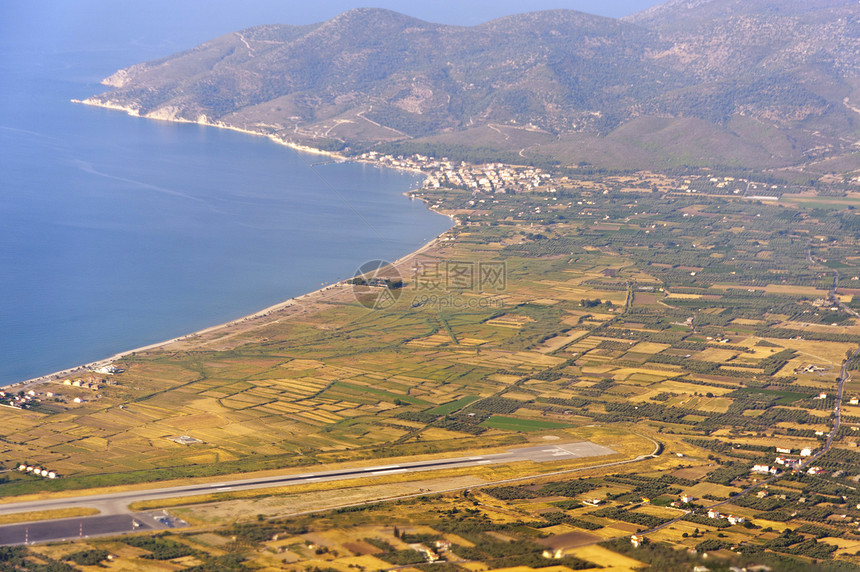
left=2, top=1, right=668, bottom=48
left=246, top=0, right=668, bottom=25
left=1, top=1, right=668, bottom=74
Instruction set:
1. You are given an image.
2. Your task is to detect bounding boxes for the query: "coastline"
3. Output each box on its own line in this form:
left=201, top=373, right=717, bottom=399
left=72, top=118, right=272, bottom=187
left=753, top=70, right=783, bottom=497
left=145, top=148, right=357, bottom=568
left=11, top=102, right=453, bottom=392
left=71, top=98, right=348, bottom=161
left=11, top=232, right=448, bottom=393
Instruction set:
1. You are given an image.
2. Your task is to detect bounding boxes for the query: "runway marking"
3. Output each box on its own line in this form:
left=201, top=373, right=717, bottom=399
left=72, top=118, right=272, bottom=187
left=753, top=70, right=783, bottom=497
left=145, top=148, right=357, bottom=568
left=371, top=469, right=407, bottom=475
left=364, top=465, right=401, bottom=471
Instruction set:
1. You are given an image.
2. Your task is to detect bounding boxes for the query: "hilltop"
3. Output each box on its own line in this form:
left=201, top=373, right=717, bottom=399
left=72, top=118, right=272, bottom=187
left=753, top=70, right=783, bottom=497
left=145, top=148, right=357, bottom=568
left=82, top=1, right=860, bottom=175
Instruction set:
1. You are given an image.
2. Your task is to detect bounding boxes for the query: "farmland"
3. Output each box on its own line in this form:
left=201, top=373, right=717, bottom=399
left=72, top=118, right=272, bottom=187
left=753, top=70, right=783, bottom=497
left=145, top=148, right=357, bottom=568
left=4, top=165, right=860, bottom=569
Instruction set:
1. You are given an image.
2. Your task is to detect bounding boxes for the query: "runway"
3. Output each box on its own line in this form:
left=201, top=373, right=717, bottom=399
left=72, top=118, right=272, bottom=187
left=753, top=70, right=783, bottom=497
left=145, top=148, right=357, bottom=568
left=0, top=441, right=615, bottom=545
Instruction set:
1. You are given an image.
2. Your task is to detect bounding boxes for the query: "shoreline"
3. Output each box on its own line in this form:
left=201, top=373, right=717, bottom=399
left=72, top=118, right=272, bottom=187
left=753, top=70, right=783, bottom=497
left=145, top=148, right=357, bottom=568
left=11, top=223, right=451, bottom=394
left=10, top=102, right=453, bottom=392
left=8, top=232, right=448, bottom=391
left=71, top=98, right=349, bottom=160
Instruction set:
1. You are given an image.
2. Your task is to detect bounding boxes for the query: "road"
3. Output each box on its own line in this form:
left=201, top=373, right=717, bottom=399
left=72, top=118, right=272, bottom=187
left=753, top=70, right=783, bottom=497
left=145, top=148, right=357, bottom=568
left=0, top=514, right=155, bottom=546
left=639, top=246, right=860, bottom=539
left=0, top=442, right=615, bottom=545
left=818, top=263, right=860, bottom=462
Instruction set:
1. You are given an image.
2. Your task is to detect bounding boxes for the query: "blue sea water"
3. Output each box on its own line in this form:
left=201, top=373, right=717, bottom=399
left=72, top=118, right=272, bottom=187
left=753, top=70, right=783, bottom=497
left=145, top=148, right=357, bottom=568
left=0, top=5, right=452, bottom=385
left=0, top=0, right=665, bottom=386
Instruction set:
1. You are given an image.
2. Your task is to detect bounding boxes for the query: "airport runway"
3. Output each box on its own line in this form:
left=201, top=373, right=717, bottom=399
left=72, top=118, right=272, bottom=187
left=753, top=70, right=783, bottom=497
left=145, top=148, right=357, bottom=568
left=0, top=441, right=615, bottom=545
left=0, top=514, right=154, bottom=546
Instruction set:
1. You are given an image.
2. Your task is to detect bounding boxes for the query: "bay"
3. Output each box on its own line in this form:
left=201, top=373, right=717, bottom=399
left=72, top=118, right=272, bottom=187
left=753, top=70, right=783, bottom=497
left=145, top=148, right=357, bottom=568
left=0, top=7, right=451, bottom=386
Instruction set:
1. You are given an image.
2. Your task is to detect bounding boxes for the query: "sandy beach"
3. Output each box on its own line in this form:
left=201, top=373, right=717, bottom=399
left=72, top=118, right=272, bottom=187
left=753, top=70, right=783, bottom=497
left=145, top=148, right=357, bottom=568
left=0, top=98, right=452, bottom=392
left=72, top=98, right=350, bottom=161
left=10, top=102, right=453, bottom=392
left=10, top=231, right=447, bottom=394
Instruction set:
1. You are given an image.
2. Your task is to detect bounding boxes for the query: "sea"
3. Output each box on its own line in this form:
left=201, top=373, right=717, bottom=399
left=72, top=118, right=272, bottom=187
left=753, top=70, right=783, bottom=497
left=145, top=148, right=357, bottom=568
left=0, top=4, right=452, bottom=386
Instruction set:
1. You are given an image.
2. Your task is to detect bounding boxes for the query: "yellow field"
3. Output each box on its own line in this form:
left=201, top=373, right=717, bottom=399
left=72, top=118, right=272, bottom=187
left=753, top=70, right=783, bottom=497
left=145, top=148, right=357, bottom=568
left=407, top=333, right=453, bottom=347
left=731, top=318, right=765, bottom=326
left=763, top=284, right=831, bottom=297
left=612, top=367, right=683, bottom=380
left=665, top=293, right=701, bottom=299
left=635, top=504, right=683, bottom=518
left=0, top=507, right=99, bottom=525
left=486, top=314, right=533, bottom=328
left=628, top=342, right=671, bottom=354
left=753, top=519, right=792, bottom=531
left=683, top=482, right=742, bottom=498
left=694, top=348, right=738, bottom=362
left=656, top=380, right=733, bottom=396
left=821, top=537, right=860, bottom=556
left=568, top=545, right=645, bottom=570
left=695, top=397, right=732, bottom=413
left=649, top=520, right=710, bottom=543
left=4, top=179, right=859, bottom=572
left=538, top=330, right=589, bottom=353
left=487, top=567, right=583, bottom=572
left=765, top=338, right=856, bottom=366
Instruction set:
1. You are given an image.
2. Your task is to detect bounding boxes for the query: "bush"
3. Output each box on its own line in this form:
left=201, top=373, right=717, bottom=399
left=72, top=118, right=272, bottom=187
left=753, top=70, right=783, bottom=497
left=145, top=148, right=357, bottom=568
left=123, top=535, right=197, bottom=560
left=63, top=549, right=110, bottom=566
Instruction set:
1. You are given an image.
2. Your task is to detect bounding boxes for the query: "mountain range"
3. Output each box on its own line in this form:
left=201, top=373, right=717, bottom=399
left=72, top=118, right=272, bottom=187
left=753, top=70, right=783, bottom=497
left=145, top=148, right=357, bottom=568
left=83, top=0, right=860, bottom=175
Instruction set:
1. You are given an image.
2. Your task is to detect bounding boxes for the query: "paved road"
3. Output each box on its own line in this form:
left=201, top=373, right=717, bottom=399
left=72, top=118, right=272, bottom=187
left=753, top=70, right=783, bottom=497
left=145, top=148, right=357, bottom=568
left=638, top=248, right=860, bottom=539
left=818, top=265, right=860, bottom=462
left=0, top=514, right=154, bottom=545
left=0, top=442, right=615, bottom=545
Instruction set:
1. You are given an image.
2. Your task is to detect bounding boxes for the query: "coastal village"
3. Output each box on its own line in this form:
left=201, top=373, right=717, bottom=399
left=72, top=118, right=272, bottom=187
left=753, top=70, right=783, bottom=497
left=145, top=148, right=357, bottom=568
left=359, top=150, right=797, bottom=202
left=360, top=151, right=558, bottom=195
left=1, top=369, right=119, bottom=411
left=6, top=0, right=860, bottom=568
left=3, top=149, right=860, bottom=570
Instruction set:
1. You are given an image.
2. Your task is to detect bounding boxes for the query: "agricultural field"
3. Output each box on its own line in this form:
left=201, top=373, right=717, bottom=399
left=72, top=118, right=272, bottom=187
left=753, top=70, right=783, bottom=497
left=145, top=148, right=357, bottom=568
left=15, top=467, right=858, bottom=571
left=4, top=166, right=860, bottom=569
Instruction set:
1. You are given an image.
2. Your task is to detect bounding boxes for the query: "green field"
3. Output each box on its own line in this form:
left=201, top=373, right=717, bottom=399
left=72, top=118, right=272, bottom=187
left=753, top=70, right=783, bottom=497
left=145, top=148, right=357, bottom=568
left=7, top=149, right=860, bottom=570
left=425, top=395, right=481, bottom=415
left=480, top=415, right=571, bottom=432
left=732, top=388, right=811, bottom=405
